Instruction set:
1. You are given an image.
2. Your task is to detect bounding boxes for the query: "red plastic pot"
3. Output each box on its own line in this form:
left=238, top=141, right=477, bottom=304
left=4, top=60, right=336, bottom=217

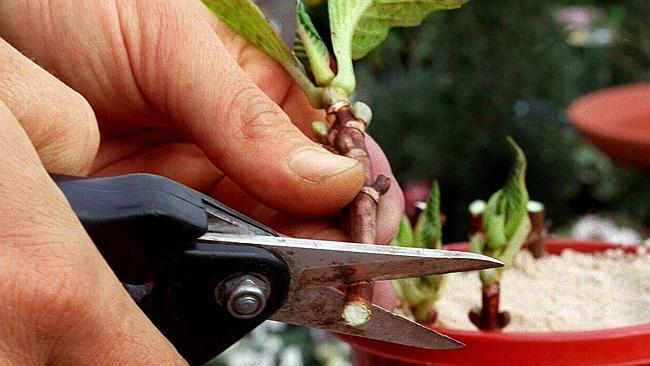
left=339, top=239, right=650, bottom=366
left=567, top=83, right=650, bottom=169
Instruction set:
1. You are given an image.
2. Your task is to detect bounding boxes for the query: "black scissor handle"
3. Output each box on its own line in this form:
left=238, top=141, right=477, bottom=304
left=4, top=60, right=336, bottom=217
left=54, top=173, right=209, bottom=283
left=54, top=174, right=291, bottom=364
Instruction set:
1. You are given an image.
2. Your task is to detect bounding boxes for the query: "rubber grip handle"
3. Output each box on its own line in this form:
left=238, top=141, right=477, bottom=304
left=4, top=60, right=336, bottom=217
left=54, top=174, right=208, bottom=283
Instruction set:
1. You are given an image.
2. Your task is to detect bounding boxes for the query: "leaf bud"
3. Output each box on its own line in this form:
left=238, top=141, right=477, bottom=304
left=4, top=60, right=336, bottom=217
left=311, top=121, right=329, bottom=144
left=326, top=113, right=337, bottom=125
left=352, top=101, right=372, bottom=125
left=322, top=86, right=347, bottom=106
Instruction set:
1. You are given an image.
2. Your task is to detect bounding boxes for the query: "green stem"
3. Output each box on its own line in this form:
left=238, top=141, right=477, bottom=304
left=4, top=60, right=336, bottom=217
left=295, top=78, right=324, bottom=108
left=327, top=0, right=371, bottom=95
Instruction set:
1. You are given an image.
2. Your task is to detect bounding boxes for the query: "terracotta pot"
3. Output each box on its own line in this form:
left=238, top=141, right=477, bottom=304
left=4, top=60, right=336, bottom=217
left=567, top=83, right=650, bottom=169
left=339, top=239, right=650, bottom=366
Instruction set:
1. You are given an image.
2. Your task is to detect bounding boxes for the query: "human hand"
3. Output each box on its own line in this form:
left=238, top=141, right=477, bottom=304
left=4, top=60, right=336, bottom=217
left=0, top=0, right=404, bottom=244
left=0, top=1, right=403, bottom=363
left=0, top=38, right=185, bottom=364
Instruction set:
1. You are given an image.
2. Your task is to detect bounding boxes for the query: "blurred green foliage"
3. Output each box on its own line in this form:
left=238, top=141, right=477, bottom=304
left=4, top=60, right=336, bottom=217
left=347, top=0, right=650, bottom=240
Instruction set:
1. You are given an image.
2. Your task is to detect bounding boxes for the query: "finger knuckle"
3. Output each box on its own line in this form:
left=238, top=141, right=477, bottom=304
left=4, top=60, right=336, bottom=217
left=0, top=40, right=99, bottom=175
left=43, top=92, right=99, bottom=174
left=226, top=83, right=291, bottom=142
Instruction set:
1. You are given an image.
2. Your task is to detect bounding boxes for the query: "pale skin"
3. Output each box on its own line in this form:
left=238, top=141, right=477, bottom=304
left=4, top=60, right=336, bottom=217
left=0, top=1, right=402, bottom=364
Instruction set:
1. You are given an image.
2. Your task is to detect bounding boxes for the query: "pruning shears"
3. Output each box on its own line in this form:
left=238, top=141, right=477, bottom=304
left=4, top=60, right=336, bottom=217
left=54, top=173, right=501, bottom=365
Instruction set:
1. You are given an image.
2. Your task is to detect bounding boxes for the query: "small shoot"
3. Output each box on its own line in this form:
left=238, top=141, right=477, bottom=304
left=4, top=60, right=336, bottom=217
left=294, top=0, right=335, bottom=86
left=311, top=121, right=330, bottom=144
left=351, top=101, right=373, bottom=126
left=468, top=138, right=531, bottom=331
left=393, top=181, right=445, bottom=324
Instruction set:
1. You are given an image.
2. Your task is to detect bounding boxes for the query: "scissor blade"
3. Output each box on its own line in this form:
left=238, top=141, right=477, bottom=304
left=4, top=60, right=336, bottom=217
left=198, top=233, right=502, bottom=286
left=270, top=286, right=462, bottom=349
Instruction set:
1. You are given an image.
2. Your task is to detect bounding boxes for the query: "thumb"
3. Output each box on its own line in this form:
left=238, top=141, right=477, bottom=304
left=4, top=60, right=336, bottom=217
left=124, top=3, right=364, bottom=216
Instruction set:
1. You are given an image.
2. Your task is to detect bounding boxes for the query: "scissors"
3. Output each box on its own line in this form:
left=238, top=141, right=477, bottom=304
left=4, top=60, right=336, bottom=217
left=54, top=173, right=501, bottom=365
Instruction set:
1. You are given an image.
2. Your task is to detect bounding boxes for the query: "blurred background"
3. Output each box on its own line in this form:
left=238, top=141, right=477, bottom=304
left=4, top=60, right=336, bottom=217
left=354, top=0, right=650, bottom=242
left=215, top=1, right=650, bottom=365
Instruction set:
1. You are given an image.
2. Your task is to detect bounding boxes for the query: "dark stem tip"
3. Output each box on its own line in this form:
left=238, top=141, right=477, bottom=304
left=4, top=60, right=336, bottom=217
left=498, top=311, right=511, bottom=328
left=468, top=308, right=481, bottom=328
left=374, top=175, right=391, bottom=195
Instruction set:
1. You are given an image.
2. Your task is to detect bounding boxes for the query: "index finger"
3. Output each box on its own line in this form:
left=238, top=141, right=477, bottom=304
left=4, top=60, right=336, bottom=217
left=119, top=2, right=365, bottom=217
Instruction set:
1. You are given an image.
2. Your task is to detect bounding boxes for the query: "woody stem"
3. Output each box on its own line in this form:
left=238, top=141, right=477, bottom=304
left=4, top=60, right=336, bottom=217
left=469, top=282, right=510, bottom=330
left=325, top=97, right=389, bottom=326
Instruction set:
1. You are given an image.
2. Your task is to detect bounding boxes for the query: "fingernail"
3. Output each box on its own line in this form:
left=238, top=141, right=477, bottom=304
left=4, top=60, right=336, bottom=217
left=287, top=148, right=360, bottom=182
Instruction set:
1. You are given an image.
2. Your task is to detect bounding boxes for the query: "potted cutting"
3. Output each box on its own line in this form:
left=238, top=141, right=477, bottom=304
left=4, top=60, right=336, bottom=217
left=345, top=142, right=650, bottom=366
left=203, top=1, right=650, bottom=364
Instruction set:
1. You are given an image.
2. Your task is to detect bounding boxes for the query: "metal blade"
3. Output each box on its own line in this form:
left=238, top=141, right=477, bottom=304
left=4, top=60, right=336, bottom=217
left=270, top=286, right=462, bottom=349
left=198, top=233, right=502, bottom=286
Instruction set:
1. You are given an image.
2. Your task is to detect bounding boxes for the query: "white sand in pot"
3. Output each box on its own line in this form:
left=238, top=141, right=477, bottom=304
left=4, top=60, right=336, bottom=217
left=435, top=247, right=650, bottom=332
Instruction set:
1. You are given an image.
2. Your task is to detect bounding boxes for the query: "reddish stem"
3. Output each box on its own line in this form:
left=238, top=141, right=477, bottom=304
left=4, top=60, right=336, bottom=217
left=326, top=99, right=390, bottom=325
left=469, top=282, right=510, bottom=330
left=415, top=307, right=438, bottom=327
left=525, top=208, right=547, bottom=258
left=342, top=281, right=373, bottom=326
left=469, top=212, right=483, bottom=237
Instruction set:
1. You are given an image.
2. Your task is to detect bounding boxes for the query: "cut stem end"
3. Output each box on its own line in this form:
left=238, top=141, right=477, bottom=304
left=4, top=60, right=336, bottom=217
left=342, top=300, right=372, bottom=327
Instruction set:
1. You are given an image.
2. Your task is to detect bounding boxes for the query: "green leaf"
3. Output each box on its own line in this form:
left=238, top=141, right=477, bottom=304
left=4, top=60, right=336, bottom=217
left=202, top=0, right=323, bottom=106
left=413, top=181, right=442, bottom=249
left=392, top=216, right=415, bottom=247
left=394, top=182, right=445, bottom=321
left=501, top=137, right=529, bottom=239
left=328, top=0, right=467, bottom=93
left=294, top=0, right=335, bottom=86
left=483, top=191, right=507, bottom=250
left=395, top=274, right=444, bottom=323
left=498, top=212, right=532, bottom=271
left=480, top=137, right=531, bottom=272
left=468, top=232, right=485, bottom=254
left=351, top=0, right=468, bottom=60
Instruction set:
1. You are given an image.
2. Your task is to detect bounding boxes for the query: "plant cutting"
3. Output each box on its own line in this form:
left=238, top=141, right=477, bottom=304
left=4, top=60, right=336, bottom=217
left=202, top=0, right=467, bottom=326
left=466, top=137, right=531, bottom=330
left=392, top=181, right=444, bottom=324
left=395, top=138, right=532, bottom=331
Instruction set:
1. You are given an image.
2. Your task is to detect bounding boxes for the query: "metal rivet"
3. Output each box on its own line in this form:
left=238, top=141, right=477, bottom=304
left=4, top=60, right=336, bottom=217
left=215, top=274, right=269, bottom=319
